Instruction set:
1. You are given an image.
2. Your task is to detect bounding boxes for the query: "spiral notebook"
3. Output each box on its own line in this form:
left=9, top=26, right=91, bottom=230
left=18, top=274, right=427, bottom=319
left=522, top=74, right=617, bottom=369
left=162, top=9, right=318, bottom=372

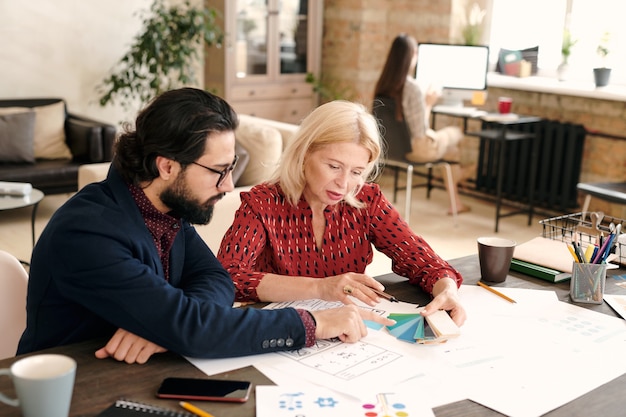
left=96, top=399, right=194, bottom=417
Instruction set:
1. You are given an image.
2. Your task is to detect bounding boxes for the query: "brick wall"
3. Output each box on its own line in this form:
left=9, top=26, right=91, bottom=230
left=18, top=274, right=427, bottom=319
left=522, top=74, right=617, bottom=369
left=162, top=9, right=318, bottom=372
left=321, top=0, right=458, bottom=103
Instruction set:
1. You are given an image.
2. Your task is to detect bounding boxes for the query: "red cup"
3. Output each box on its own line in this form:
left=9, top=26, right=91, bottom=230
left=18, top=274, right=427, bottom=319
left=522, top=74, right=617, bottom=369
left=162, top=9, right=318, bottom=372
left=498, top=97, right=513, bottom=114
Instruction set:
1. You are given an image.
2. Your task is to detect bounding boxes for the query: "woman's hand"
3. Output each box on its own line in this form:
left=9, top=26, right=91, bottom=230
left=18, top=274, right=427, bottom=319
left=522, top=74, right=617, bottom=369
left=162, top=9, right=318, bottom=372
left=316, top=272, right=387, bottom=306
left=425, top=86, right=440, bottom=107
left=420, top=278, right=467, bottom=326
left=95, top=328, right=167, bottom=364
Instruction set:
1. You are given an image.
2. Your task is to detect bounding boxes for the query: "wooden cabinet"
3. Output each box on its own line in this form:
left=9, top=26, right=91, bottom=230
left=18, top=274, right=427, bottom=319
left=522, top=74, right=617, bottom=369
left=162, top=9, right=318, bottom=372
left=205, top=0, right=323, bottom=124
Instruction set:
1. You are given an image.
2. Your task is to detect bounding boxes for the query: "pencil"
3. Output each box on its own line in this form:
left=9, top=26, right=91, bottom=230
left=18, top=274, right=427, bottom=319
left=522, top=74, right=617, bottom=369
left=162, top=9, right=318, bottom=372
left=477, top=281, right=516, bottom=304
left=370, top=287, right=399, bottom=302
left=179, top=401, right=215, bottom=417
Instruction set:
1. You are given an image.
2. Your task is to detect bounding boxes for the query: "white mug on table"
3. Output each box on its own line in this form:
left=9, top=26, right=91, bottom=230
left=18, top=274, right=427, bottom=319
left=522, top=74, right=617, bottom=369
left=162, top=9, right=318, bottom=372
left=0, top=354, right=76, bottom=417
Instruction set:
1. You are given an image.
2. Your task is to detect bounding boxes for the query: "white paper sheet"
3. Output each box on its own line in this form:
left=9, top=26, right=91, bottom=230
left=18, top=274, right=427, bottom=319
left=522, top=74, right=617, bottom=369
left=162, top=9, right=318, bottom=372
left=187, top=285, right=626, bottom=417
left=256, top=385, right=435, bottom=417
left=604, top=293, right=626, bottom=320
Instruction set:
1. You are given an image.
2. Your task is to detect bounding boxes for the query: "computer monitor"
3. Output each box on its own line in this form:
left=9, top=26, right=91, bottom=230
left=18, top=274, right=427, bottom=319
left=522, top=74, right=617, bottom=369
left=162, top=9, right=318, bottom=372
left=415, top=43, right=489, bottom=107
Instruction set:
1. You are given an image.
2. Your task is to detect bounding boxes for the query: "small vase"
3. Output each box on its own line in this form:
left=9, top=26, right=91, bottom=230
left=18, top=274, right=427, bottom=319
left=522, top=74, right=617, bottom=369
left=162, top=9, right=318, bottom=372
left=557, top=61, right=569, bottom=81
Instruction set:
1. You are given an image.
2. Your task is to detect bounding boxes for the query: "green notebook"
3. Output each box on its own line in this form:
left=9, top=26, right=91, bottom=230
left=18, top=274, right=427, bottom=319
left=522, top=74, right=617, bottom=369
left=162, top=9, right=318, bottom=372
left=510, top=258, right=571, bottom=283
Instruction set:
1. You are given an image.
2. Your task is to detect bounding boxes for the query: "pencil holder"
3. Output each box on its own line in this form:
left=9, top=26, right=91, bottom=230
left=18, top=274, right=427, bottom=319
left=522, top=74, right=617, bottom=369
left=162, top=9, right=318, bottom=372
left=569, top=262, right=607, bottom=304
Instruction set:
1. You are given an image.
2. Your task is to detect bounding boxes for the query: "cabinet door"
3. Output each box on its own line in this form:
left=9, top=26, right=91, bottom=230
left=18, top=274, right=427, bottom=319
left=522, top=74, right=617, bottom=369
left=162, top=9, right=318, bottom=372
left=234, top=0, right=269, bottom=78
left=234, top=0, right=313, bottom=81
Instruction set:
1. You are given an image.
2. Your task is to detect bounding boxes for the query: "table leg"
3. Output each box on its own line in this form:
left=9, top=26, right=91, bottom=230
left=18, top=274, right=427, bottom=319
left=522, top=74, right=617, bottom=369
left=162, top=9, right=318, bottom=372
left=527, top=136, right=539, bottom=226
left=494, top=127, right=507, bottom=233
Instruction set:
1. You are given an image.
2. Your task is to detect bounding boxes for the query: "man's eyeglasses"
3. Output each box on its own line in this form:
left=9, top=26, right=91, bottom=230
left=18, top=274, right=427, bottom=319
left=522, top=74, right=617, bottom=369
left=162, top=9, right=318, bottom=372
left=191, top=154, right=239, bottom=188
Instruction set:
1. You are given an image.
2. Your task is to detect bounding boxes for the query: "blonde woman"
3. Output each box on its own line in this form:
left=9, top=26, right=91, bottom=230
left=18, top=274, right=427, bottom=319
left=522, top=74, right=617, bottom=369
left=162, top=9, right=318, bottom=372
left=218, top=100, right=466, bottom=326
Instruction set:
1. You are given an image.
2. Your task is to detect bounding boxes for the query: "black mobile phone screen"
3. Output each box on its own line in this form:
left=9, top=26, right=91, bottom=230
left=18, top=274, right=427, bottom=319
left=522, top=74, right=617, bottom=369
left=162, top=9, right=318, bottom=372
left=156, top=377, right=251, bottom=402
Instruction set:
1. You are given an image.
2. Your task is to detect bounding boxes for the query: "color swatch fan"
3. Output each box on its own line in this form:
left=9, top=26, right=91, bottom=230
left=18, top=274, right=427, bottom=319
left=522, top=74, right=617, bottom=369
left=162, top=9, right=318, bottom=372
left=386, top=310, right=459, bottom=343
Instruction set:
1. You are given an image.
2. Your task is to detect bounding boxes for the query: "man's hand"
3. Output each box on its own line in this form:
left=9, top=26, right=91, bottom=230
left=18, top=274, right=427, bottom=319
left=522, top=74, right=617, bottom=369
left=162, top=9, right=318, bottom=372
left=311, top=305, right=396, bottom=343
left=95, top=328, right=167, bottom=364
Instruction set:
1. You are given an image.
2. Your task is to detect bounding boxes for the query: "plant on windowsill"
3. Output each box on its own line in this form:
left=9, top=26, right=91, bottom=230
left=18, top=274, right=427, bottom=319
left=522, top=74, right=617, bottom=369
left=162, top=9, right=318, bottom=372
left=460, top=3, right=486, bottom=46
left=96, top=0, right=223, bottom=114
left=557, top=30, right=577, bottom=81
left=593, top=31, right=611, bottom=87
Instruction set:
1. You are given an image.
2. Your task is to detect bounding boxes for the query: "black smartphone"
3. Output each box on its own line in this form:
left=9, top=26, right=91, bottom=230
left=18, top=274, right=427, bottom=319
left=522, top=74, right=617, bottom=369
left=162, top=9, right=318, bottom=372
left=156, top=377, right=252, bottom=402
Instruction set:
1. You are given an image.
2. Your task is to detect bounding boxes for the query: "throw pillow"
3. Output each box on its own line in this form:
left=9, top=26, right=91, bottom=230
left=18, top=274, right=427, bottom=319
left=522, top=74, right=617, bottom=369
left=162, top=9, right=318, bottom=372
left=32, top=101, right=73, bottom=160
left=234, top=122, right=282, bottom=186
left=0, top=109, right=35, bottom=163
left=0, top=108, right=36, bottom=163
left=232, top=141, right=250, bottom=186
left=496, top=46, right=539, bottom=75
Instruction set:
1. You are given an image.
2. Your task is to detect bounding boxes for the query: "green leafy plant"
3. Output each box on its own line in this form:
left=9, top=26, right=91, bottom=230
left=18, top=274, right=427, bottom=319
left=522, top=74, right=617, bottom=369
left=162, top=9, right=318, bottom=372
left=460, top=3, right=486, bottom=46
left=596, top=31, right=611, bottom=67
left=561, top=30, right=577, bottom=63
left=305, top=73, right=354, bottom=102
left=97, top=0, right=223, bottom=112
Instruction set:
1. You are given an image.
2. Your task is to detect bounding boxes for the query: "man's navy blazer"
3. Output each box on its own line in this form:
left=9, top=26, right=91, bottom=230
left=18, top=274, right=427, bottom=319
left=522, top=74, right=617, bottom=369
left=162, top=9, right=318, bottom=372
left=17, top=166, right=306, bottom=357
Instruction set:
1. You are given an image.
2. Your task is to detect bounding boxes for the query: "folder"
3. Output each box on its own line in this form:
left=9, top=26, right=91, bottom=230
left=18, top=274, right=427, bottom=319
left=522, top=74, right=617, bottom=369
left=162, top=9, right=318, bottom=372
left=510, top=258, right=571, bottom=283
left=513, top=237, right=576, bottom=273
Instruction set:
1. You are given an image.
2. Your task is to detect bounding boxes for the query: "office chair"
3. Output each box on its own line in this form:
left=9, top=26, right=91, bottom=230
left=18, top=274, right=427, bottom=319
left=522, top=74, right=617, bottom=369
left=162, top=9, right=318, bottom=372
left=372, top=96, right=458, bottom=224
left=0, top=250, right=28, bottom=359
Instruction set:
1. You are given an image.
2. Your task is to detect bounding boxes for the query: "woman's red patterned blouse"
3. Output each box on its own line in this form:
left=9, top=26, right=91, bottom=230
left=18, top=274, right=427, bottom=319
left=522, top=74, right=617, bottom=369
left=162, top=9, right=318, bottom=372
left=218, top=182, right=463, bottom=301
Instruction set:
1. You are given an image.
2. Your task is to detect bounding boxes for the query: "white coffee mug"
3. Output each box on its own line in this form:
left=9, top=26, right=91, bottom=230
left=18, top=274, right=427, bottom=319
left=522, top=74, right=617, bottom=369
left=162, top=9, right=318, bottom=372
left=0, top=354, right=76, bottom=417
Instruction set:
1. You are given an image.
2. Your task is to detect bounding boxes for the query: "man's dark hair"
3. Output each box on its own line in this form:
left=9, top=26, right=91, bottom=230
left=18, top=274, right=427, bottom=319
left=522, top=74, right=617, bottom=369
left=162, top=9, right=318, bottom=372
left=113, top=88, right=239, bottom=185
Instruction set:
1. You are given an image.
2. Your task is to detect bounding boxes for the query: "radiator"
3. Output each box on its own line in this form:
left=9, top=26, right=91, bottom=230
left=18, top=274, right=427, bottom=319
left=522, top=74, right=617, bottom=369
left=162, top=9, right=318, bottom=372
left=475, top=119, right=586, bottom=212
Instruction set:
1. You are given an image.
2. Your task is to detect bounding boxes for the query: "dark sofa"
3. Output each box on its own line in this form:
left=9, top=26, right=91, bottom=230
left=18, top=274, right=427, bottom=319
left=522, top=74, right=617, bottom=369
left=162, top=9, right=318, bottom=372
left=0, top=98, right=116, bottom=195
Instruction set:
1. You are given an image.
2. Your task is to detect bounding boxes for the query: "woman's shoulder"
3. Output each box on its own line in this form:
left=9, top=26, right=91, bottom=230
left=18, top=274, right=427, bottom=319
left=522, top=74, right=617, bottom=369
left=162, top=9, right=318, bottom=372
left=241, top=182, right=284, bottom=205
left=356, top=182, right=385, bottom=203
left=403, top=77, right=422, bottom=95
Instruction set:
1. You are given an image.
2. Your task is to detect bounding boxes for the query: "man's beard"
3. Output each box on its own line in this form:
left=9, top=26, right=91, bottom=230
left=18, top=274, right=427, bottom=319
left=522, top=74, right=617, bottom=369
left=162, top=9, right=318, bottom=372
left=160, top=173, right=223, bottom=225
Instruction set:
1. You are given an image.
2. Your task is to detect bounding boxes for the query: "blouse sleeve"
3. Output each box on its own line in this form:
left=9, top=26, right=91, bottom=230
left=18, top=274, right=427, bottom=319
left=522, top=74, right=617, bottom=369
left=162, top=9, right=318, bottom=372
left=402, top=77, right=428, bottom=139
left=217, top=190, right=269, bottom=302
left=365, top=184, right=463, bottom=294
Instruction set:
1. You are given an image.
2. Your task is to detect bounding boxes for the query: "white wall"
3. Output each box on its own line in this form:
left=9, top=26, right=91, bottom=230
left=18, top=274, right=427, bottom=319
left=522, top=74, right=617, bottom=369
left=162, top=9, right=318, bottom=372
left=0, top=0, right=164, bottom=126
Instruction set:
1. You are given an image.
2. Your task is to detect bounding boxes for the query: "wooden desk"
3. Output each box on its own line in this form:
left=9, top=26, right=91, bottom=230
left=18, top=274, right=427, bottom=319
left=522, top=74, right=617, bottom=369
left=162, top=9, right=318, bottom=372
left=1, top=256, right=625, bottom=417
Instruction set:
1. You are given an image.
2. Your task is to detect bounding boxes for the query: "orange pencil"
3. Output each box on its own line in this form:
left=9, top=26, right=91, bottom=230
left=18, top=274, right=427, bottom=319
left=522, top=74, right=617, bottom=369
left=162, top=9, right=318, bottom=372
left=477, top=281, right=516, bottom=304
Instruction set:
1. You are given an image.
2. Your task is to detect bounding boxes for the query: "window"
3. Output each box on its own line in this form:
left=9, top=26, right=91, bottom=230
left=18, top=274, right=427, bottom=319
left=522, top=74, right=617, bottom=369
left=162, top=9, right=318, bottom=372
left=488, top=0, right=625, bottom=85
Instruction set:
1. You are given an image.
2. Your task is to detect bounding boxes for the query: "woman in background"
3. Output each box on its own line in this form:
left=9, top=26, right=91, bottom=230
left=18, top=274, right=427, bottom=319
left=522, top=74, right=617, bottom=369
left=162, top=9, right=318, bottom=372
left=218, top=100, right=466, bottom=326
left=374, top=34, right=470, bottom=215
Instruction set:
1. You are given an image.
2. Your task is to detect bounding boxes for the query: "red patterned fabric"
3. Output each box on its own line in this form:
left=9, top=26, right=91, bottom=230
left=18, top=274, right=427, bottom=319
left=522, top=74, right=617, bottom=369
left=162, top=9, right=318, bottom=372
left=218, top=182, right=462, bottom=301
left=296, top=309, right=317, bottom=347
left=129, top=183, right=181, bottom=280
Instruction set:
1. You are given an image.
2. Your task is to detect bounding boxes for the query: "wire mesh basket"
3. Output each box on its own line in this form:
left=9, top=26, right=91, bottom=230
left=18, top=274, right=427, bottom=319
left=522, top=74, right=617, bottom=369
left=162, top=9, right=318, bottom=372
left=540, top=212, right=626, bottom=265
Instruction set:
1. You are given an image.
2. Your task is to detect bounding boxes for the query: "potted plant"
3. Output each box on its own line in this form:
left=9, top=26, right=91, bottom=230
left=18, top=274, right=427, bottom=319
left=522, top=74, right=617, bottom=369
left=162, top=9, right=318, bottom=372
left=593, top=31, right=611, bottom=87
left=97, top=0, right=223, bottom=114
left=558, top=30, right=577, bottom=81
left=460, top=3, right=486, bottom=46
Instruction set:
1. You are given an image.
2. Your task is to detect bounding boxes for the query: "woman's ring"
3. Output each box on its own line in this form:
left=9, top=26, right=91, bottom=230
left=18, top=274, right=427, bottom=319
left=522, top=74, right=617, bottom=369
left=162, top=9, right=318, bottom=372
left=343, top=285, right=354, bottom=295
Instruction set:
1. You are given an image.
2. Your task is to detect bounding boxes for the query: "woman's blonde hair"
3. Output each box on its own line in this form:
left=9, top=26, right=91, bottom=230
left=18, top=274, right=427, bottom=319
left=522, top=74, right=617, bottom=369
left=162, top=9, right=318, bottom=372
left=270, top=100, right=382, bottom=208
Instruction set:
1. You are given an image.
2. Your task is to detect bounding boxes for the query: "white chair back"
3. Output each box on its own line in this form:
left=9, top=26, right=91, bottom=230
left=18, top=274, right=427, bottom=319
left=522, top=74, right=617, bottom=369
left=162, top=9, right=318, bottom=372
left=0, top=250, right=28, bottom=359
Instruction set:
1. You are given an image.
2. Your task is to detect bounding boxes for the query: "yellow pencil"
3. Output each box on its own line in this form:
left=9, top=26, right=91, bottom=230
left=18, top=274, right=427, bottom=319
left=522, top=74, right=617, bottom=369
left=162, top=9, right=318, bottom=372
left=179, top=401, right=215, bottom=417
left=477, top=281, right=516, bottom=304
left=567, top=244, right=580, bottom=263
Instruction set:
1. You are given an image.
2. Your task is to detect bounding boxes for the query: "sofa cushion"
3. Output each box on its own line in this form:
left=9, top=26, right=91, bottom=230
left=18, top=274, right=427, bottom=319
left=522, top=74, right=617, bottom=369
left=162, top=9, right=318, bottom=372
left=0, top=108, right=36, bottom=163
left=232, top=141, right=250, bottom=186
left=32, top=101, right=73, bottom=160
left=234, top=121, right=282, bottom=186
